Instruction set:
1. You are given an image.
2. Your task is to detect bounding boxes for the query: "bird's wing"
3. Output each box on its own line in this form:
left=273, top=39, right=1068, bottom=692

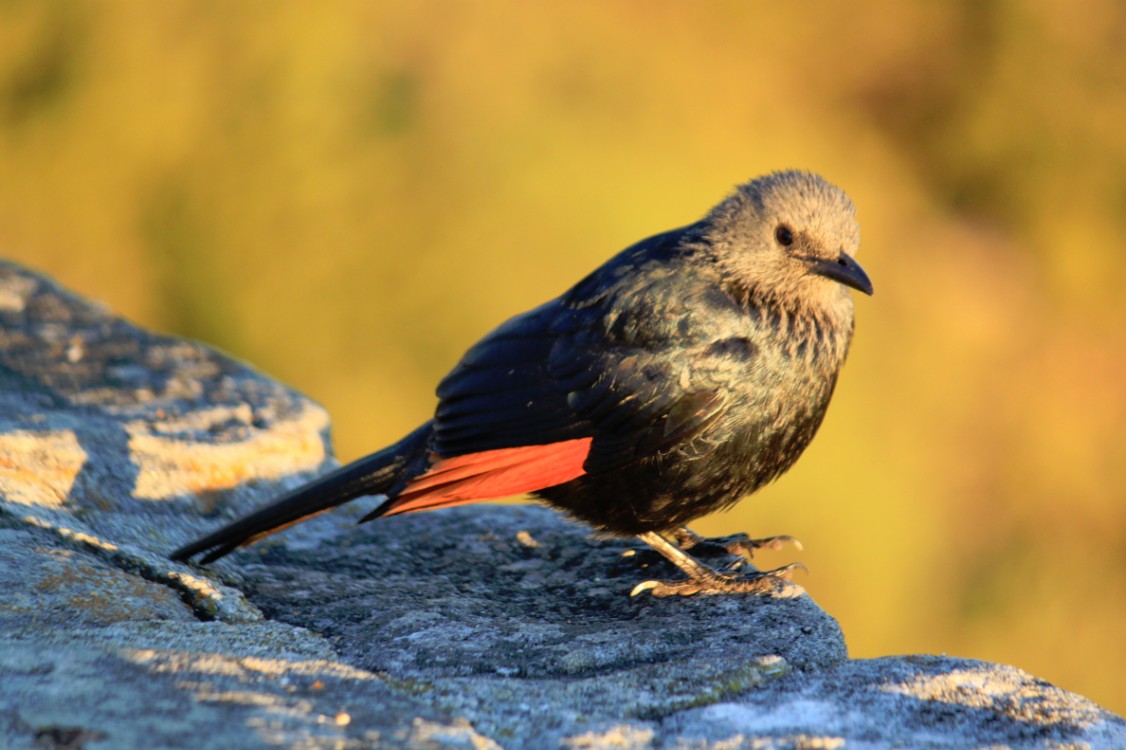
left=384, top=226, right=747, bottom=512
left=432, top=225, right=732, bottom=463
left=432, top=299, right=591, bottom=456
left=380, top=299, right=591, bottom=513
left=433, top=301, right=733, bottom=471
left=543, top=322, right=731, bottom=474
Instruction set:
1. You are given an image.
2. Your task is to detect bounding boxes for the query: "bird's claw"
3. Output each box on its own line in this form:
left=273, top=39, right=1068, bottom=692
left=629, top=579, right=663, bottom=597
left=724, top=534, right=803, bottom=560
left=671, top=528, right=803, bottom=562
left=630, top=562, right=807, bottom=598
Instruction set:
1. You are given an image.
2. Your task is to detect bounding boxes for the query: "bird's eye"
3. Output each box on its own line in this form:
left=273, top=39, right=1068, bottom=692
left=774, top=224, right=794, bottom=247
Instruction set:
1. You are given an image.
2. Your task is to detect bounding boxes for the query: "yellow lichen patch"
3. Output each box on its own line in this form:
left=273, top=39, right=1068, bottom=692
left=563, top=724, right=654, bottom=749
left=166, top=571, right=221, bottom=601
left=55, top=526, right=119, bottom=552
left=0, top=430, right=86, bottom=508
left=19, top=514, right=119, bottom=552
left=124, top=649, right=375, bottom=683
left=408, top=719, right=500, bottom=750
left=881, top=667, right=1104, bottom=727
left=128, top=402, right=329, bottom=500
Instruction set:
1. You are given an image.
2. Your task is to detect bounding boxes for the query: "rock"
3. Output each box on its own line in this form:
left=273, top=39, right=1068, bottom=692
left=1, top=259, right=1123, bottom=749
left=233, top=503, right=843, bottom=740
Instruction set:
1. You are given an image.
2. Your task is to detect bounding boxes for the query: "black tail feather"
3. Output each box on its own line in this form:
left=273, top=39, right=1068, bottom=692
left=170, top=422, right=432, bottom=564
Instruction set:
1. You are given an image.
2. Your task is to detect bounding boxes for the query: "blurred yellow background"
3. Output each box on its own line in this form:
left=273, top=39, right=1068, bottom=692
left=2, top=2, right=1123, bottom=713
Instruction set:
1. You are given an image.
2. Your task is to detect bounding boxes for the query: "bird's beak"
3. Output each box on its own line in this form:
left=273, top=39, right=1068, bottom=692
left=810, top=252, right=873, bottom=296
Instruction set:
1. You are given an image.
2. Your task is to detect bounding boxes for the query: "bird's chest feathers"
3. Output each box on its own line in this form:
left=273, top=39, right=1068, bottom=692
left=679, top=304, right=850, bottom=473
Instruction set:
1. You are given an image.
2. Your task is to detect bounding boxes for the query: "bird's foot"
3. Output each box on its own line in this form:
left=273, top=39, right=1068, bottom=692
left=671, top=527, right=803, bottom=564
left=630, top=562, right=807, bottom=598
left=632, top=530, right=807, bottom=597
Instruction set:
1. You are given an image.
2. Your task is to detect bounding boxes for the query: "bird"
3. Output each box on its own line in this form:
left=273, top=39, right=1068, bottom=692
left=171, top=170, right=873, bottom=597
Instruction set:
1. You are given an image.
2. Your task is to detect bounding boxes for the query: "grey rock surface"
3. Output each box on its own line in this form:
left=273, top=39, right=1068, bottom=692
left=1, top=259, right=1123, bottom=749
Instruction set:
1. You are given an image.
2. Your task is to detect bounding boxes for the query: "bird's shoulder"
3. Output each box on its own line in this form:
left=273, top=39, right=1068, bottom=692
left=430, top=224, right=757, bottom=461
left=554, top=223, right=750, bottom=349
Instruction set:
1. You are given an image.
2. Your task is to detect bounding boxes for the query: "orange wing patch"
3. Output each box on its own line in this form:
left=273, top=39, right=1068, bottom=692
left=380, top=437, right=593, bottom=517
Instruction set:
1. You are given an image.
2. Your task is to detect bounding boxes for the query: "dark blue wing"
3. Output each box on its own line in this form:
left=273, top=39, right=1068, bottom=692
left=432, top=225, right=749, bottom=473
left=433, top=300, right=588, bottom=455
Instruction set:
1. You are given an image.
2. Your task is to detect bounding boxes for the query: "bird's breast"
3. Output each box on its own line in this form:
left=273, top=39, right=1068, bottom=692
left=699, top=317, right=848, bottom=488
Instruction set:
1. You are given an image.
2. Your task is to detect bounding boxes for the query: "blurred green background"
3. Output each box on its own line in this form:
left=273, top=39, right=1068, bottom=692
left=2, top=1, right=1123, bottom=713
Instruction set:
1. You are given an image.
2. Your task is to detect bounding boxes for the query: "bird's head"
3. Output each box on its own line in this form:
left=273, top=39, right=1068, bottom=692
left=702, top=170, right=872, bottom=315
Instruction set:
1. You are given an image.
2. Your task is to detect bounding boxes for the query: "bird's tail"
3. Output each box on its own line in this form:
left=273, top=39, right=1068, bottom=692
left=170, top=422, right=432, bottom=564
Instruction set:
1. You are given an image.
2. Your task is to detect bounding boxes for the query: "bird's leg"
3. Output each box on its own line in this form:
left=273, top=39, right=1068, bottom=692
left=671, top=527, right=802, bottom=568
left=631, top=531, right=806, bottom=597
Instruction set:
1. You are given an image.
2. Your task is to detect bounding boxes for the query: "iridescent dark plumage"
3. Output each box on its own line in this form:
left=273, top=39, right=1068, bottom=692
left=172, top=170, right=872, bottom=596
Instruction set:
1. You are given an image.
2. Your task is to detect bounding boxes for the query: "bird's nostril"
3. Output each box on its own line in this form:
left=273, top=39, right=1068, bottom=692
left=837, top=257, right=848, bottom=266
